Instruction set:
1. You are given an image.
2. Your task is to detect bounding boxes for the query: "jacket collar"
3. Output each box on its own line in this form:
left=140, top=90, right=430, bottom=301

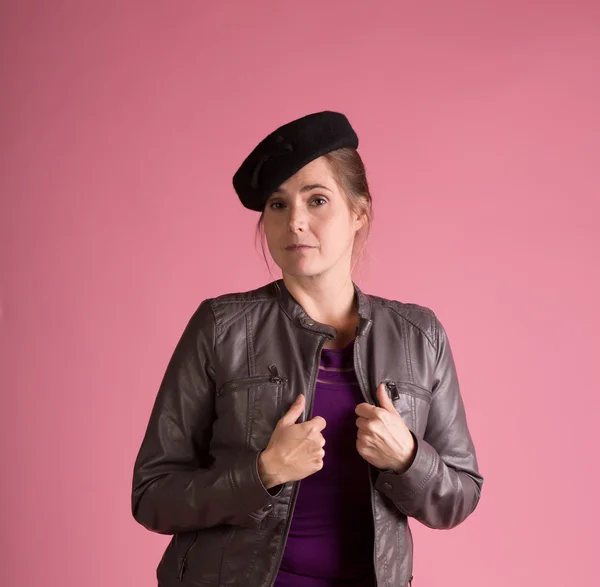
left=271, top=278, right=373, bottom=339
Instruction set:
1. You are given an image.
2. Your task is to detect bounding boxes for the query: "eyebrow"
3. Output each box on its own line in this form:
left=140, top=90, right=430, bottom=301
left=273, top=183, right=334, bottom=195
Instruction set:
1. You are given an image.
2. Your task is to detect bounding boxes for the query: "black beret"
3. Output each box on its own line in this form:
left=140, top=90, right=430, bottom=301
left=232, top=110, right=359, bottom=211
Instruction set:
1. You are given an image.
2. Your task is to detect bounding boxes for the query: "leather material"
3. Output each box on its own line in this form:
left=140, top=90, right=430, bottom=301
left=131, top=279, right=484, bottom=586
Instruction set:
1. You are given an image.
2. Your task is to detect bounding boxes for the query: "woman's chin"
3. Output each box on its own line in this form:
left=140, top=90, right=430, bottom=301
left=279, top=262, right=322, bottom=279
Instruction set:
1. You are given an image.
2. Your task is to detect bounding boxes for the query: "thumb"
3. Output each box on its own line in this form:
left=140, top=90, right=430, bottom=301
left=377, top=383, right=396, bottom=413
left=280, top=394, right=305, bottom=426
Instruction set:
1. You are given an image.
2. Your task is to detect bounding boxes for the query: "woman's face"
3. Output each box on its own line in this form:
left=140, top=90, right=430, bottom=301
left=262, top=156, right=363, bottom=280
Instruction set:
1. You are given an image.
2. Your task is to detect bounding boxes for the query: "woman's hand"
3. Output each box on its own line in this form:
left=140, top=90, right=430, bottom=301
left=258, top=394, right=326, bottom=488
left=355, top=383, right=417, bottom=473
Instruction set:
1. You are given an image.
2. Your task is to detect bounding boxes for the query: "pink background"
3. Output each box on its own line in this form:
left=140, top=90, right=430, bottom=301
left=1, top=1, right=598, bottom=586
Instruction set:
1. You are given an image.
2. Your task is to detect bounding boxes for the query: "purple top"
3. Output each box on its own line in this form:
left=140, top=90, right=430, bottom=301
left=274, top=339, right=377, bottom=587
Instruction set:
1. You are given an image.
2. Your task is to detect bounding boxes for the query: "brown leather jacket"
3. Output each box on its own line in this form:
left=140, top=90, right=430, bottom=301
left=131, top=279, right=484, bottom=587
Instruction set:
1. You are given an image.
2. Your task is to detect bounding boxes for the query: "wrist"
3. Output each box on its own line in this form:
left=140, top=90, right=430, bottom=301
left=393, top=435, right=417, bottom=474
left=258, top=449, right=282, bottom=489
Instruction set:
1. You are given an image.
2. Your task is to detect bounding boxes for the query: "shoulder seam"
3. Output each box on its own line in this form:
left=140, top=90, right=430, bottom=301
left=205, top=298, right=217, bottom=358
left=385, top=305, right=436, bottom=349
left=212, top=296, right=274, bottom=304
left=210, top=298, right=271, bottom=338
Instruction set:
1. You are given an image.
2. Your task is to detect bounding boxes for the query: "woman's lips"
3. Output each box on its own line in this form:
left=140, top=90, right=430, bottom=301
left=285, top=245, right=314, bottom=250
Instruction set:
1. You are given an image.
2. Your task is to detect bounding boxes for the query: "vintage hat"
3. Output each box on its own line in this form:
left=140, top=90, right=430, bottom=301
left=232, top=110, right=359, bottom=211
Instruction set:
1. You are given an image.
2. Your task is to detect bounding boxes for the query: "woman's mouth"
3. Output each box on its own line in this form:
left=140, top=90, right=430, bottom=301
left=285, top=244, right=314, bottom=251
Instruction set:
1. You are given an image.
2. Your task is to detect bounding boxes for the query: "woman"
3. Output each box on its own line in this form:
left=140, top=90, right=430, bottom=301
left=131, top=111, right=484, bottom=587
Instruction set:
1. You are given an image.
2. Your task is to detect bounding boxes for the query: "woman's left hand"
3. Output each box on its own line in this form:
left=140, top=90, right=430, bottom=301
left=355, top=383, right=417, bottom=473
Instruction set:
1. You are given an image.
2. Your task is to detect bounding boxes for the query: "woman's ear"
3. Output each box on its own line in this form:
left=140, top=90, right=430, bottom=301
left=354, top=211, right=366, bottom=232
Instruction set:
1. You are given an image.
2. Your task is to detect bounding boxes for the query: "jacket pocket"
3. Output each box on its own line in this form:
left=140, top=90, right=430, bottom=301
left=176, top=530, right=198, bottom=582
left=167, top=526, right=234, bottom=585
left=217, top=365, right=287, bottom=396
left=213, top=366, right=288, bottom=452
left=385, top=381, right=432, bottom=437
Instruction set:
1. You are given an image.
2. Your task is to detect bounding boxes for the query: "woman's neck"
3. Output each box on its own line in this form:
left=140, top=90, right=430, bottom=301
left=282, top=273, right=360, bottom=349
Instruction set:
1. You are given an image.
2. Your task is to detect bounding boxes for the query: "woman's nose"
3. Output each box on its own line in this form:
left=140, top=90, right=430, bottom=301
left=288, top=206, right=307, bottom=232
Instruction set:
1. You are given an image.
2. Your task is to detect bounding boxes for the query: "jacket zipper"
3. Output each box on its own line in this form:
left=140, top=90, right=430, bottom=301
left=385, top=381, right=431, bottom=403
left=266, top=336, right=328, bottom=587
left=217, top=365, right=288, bottom=396
left=177, top=531, right=198, bottom=581
left=353, top=335, right=380, bottom=587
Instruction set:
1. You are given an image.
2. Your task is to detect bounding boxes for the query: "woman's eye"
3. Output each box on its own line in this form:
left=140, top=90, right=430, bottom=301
left=267, top=198, right=325, bottom=209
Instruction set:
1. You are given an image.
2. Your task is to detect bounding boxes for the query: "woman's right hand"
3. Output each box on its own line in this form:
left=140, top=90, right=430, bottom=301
left=258, top=394, right=326, bottom=488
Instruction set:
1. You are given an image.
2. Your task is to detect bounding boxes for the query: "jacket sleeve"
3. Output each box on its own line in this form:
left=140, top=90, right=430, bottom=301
left=374, top=314, right=484, bottom=529
left=131, top=299, right=282, bottom=535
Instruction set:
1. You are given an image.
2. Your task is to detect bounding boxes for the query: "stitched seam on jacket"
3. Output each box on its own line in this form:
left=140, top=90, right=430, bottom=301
left=214, top=301, right=261, bottom=338
left=246, top=387, right=254, bottom=449
left=218, top=526, right=236, bottom=587
left=402, top=319, right=415, bottom=384
left=387, top=307, right=435, bottom=348
left=209, top=298, right=223, bottom=334
left=243, top=528, right=266, bottom=584
left=228, top=466, right=237, bottom=491
left=246, top=313, right=255, bottom=377
left=399, top=381, right=432, bottom=395
left=355, top=339, right=369, bottom=404
left=203, top=298, right=218, bottom=373
left=213, top=296, right=273, bottom=305
left=407, top=453, right=437, bottom=497
left=419, top=462, right=437, bottom=495
left=244, top=315, right=255, bottom=447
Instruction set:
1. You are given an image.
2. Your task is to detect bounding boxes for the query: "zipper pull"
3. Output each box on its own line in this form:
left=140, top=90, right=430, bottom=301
left=386, top=381, right=400, bottom=401
left=268, top=365, right=286, bottom=385
left=178, top=557, right=187, bottom=581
